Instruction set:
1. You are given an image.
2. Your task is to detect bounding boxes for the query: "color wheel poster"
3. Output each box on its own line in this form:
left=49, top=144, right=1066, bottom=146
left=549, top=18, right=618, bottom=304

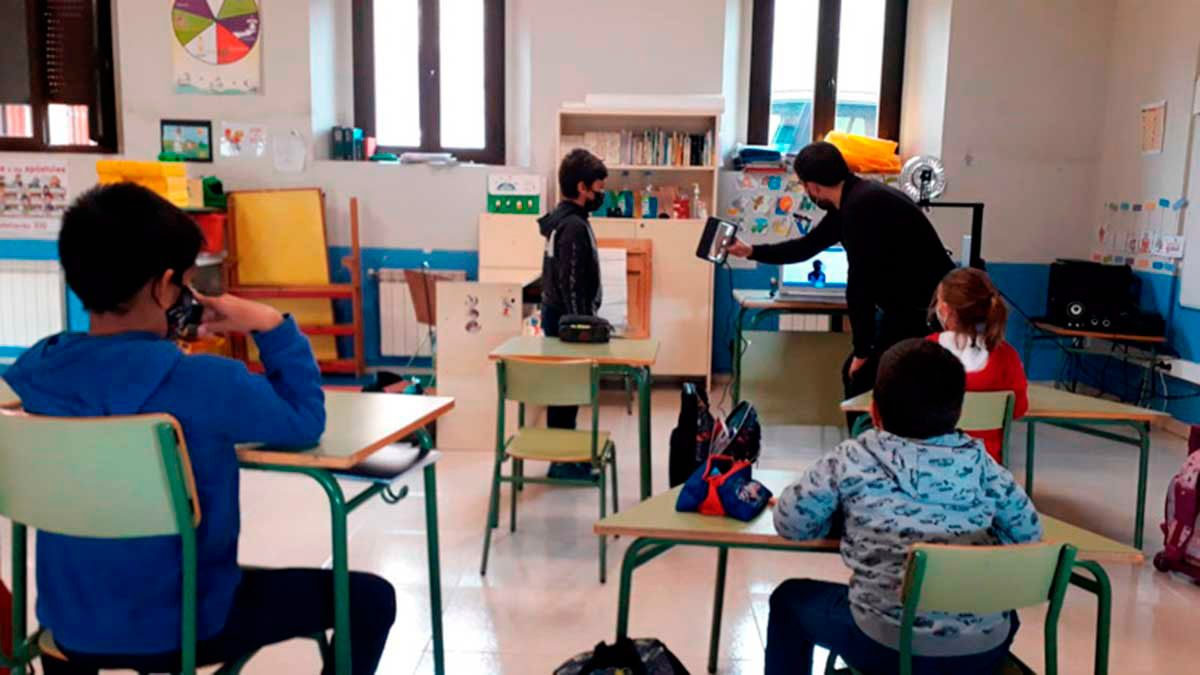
left=172, top=0, right=262, bottom=95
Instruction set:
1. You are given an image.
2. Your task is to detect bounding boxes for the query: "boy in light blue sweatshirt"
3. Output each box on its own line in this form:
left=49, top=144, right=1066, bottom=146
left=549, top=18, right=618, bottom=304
left=3, top=183, right=395, bottom=675
left=768, top=338, right=1042, bottom=675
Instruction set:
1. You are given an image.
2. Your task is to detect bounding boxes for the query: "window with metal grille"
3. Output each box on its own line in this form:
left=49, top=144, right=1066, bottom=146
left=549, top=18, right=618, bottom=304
left=0, top=0, right=117, bottom=153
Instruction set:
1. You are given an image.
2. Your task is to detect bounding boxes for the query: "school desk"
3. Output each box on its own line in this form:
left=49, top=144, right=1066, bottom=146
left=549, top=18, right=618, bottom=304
left=238, top=390, right=455, bottom=675
left=0, top=378, right=16, bottom=408
left=489, top=335, right=659, bottom=499
left=730, top=290, right=849, bottom=404
left=1024, top=321, right=1167, bottom=407
left=841, top=384, right=1168, bottom=549
left=596, top=469, right=1139, bottom=675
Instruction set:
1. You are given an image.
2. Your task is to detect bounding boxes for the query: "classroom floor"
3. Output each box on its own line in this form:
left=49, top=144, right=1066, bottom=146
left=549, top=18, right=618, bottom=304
left=10, top=383, right=1198, bottom=674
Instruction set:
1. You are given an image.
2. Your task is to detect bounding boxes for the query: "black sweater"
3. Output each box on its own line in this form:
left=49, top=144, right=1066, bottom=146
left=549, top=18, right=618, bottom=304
left=750, top=175, right=954, bottom=357
left=539, top=201, right=602, bottom=315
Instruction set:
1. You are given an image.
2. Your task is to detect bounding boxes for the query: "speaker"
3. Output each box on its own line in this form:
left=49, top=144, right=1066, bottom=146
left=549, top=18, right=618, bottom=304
left=1046, top=259, right=1140, bottom=331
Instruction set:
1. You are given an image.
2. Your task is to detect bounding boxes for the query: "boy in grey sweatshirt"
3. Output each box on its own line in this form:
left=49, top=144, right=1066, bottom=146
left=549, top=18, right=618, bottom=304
left=768, top=338, right=1042, bottom=675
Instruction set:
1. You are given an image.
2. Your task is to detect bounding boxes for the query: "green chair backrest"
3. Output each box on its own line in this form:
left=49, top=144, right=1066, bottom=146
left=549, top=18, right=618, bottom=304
left=0, top=411, right=200, bottom=538
left=498, top=358, right=598, bottom=407
left=957, top=391, right=1014, bottom=433
left=898, top=542, right=1077, bottom=675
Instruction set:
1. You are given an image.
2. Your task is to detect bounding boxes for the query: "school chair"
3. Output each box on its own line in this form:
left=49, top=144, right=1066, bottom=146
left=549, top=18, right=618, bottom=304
left=826, top=542, right=1079, bottom=675
left=0, top=412, right=299, bottom=675
left=480, top=358, right=619, bottom=583
left=851, top=391, right=1016, bottom=464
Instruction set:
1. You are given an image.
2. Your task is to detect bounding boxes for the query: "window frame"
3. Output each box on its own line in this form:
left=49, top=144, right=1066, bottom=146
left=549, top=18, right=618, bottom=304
left=747, top=0, right=907, bottom=150
left=0, top=0, right=118, bottom=154
left=352, top=0, right=506, bottom=165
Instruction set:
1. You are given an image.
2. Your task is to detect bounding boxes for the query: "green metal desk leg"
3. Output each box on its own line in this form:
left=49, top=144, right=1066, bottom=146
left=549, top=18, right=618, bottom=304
left=1071, top=561, right=1112, bottom=675
left=707, top=546, right=729, bottom=674
left=423, top=463, right=446, bottom=675
left=616, top=539, right=675, bottom=639
left=11, top=523, right=26, bottom=675
left=305, top=470, right=352, bottom=675
left=733, top=305, right=749, bottom=405
left=1134, top=421, right=1150, bottom=549
left=1025, top=421, right=1037, bottom=498
left=637, top=366, right=653, bottom=500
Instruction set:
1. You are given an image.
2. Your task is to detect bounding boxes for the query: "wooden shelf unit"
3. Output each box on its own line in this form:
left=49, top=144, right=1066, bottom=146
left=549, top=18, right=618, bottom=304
left=556, top=107, right=720, bottom=385
left=224, top=194, right=367, bottom=377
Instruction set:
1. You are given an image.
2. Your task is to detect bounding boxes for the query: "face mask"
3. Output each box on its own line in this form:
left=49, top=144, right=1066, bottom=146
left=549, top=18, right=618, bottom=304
left=165, top=283, right=203, bottom=340
left=815, top=198, right=836, bottom=211
left=584, top=189, right=606, bottom=213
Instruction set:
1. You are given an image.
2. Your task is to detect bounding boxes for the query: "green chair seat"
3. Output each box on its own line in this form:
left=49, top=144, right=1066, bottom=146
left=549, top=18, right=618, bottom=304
left=507, top=428, right=612, bottom=463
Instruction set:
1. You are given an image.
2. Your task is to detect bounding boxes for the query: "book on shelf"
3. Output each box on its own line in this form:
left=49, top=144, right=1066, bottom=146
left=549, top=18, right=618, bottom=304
left=560, top=128, right=713, bottom=168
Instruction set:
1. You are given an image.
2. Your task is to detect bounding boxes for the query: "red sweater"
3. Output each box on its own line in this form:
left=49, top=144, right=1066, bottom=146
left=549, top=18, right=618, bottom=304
left=926, top=332, right=1029, bottom=463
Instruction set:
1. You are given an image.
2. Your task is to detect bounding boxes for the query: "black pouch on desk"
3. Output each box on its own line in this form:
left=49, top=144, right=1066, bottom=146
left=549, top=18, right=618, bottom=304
left=559, top=315, right=612, bottom=343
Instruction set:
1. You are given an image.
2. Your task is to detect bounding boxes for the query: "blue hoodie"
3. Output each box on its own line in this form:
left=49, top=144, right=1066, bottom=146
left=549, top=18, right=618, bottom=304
left=1, top=318, right=324, bottom=655
left=774, top=429, right=1042, bottom=657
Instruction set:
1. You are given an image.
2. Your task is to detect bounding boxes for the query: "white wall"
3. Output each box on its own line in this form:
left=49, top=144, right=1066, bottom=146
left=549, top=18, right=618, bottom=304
left=898, top=0, right=951, bottom=159
left=933, top=0, right=1115, bottom=263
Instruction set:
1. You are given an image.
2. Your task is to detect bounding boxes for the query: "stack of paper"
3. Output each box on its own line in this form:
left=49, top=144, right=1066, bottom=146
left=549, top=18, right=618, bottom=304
left=597, top=248, right=628, bottom=334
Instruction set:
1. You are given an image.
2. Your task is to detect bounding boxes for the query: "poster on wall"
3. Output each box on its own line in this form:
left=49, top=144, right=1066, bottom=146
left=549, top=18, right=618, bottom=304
left=172, top=0, right=263, bottom=95
left=219, top=121, right=268, bottom=158
left=0, top=159, right=68, bottom=240
left=1140, top=100, right=1166, bottom=155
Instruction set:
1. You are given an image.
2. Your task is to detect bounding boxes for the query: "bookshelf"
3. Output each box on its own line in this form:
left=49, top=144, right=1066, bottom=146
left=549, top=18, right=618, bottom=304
left=556, top=107, right=720, bottom=384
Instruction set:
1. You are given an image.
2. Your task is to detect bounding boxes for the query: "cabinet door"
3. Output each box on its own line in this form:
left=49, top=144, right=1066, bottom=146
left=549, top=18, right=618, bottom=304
left=591, top=217, right=639, bottom=239
left=637, top=220, right=713, bottom=378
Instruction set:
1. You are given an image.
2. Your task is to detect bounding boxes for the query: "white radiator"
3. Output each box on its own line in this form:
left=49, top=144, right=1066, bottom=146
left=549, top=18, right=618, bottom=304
left=0, top=260, right=66, bottom=347
left=778, top=314, right=833, bottom=332
left=376, top=269, right=465, bottom=357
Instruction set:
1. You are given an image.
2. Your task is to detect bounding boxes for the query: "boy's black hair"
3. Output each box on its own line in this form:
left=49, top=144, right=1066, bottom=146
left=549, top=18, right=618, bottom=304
left=874, top=338, right=966, bottom=439
left=558, top=148, right=608, bottom=199
left=58, top=183, right=203, bottom=313
left=793, top=141, right=852, bottom=187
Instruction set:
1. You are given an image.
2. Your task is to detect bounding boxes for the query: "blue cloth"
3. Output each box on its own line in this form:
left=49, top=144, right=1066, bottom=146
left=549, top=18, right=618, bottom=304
left=765, top=579, right=1017, bottom=675
left=2, top=318, right=324, bottom=655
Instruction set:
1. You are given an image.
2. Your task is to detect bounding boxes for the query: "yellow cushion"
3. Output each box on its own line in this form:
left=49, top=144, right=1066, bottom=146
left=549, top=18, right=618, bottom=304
left=506, top=428, right=611, bottom=462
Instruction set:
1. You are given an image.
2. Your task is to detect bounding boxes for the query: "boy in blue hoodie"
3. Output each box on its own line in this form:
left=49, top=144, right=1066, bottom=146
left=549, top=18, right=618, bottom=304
left=768, top=338, right=1042, bottom=675
left=3, top=183, right=396, bottom=674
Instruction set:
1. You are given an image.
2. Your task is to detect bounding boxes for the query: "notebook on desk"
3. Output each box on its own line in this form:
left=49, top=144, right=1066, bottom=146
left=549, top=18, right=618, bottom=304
left=777, top=247, right=849, bottom=301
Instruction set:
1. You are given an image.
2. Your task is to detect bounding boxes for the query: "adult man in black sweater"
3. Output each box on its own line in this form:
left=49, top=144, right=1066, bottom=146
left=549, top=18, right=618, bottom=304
left=729, top=142, right=954, bottom=401
left=538, top=148, right=607, bottom=478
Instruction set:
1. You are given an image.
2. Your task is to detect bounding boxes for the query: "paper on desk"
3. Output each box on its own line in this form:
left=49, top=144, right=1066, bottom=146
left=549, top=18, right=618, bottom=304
left=598, top=248, right=628, bottom=334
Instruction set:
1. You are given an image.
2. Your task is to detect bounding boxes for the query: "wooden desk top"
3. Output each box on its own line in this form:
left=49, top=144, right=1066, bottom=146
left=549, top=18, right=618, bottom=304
left=1032, top=321, right=1166, bottom=344
left=595, top=469, right=1144, bottom=564
left=237, top=391, right=455, bottom=470
left=841, top=384, right=1167, bottom=423
left=489, top=336, right=659, bottom=367
left=0, top=378, right=17, bottom=409
left=733, top=289, right=849, bottom=311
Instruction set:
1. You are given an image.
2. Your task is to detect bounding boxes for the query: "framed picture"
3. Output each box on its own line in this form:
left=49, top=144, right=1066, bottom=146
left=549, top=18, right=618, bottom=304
left=160, top=119, right=213, bottom=162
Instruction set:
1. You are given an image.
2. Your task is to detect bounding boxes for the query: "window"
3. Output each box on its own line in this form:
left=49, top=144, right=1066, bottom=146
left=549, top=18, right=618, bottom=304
left=748, top=0, right=906, bottom=154
left=352, top=0, right=505, bottom=164
left=0, top=0, right=117, bottom=153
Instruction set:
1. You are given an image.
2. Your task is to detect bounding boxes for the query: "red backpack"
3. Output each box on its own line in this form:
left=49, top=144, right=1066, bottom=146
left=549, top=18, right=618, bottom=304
left=1155, top=426, right=1200, bottom=581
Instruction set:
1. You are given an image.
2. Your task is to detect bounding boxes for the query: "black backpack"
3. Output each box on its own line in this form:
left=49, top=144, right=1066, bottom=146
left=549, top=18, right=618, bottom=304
left=668, top=383, right=715, bottom=487
left=554, top=638, right=690, bottom=675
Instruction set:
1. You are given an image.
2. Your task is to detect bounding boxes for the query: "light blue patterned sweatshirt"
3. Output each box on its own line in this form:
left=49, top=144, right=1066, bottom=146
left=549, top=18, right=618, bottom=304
left=774, top=429, right=1043, bottom=657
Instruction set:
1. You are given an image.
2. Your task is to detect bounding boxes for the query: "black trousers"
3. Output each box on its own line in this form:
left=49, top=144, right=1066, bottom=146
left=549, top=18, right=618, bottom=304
left=540, top=303, right=578, bottom=430
left=843, top=308, right=932, bottom=427
left=41, top=568, right=397, bottom=675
